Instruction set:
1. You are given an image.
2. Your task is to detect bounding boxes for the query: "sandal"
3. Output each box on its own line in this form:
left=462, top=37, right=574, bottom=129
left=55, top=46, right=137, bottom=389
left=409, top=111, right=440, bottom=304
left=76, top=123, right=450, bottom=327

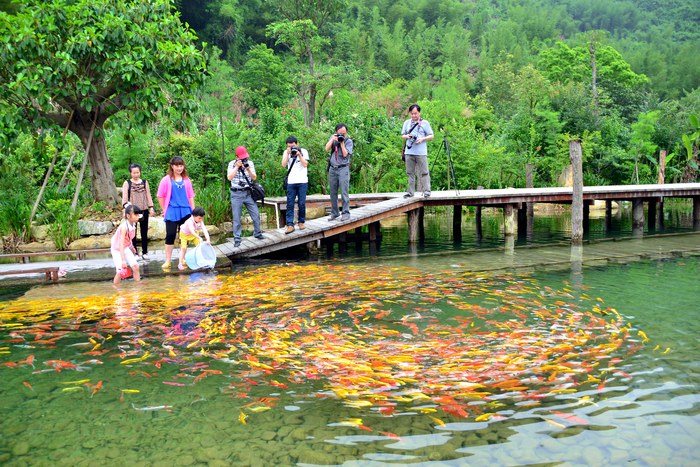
left=161, top=262, right=171, bottom=271
left=178, top=263, right=185, bottom=271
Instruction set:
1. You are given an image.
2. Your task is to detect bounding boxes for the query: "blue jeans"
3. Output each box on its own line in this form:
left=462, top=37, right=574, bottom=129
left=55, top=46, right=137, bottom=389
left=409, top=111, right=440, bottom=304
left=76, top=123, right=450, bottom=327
left=286, top=183, right=308, bottom=226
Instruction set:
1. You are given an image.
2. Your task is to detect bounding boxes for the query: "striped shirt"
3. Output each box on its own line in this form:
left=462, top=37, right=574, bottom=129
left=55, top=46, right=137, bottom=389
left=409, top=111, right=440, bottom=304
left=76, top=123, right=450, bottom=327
left=227, top=160, right=257, bottom=189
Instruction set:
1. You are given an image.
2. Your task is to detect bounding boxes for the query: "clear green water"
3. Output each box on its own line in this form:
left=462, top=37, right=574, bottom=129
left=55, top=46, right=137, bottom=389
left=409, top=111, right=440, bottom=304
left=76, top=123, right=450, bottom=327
left=0, top=214, right=699, bottom=466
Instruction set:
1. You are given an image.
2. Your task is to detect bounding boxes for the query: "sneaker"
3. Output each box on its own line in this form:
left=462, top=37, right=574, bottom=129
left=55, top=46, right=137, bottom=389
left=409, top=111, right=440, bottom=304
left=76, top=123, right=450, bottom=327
left=234, top=240, right=241, bottom=247
left=254, top=234, right=266, bottom=240
left=178, top=263, right=185, bottom=271
left=341, top=214, right=350, bottom=221
left=141, top=253, right=149, bottom=260
left=298, top=223, right=306, bottom=230
left=403, top=193, right=412, bottom=198
left=161, top=262, right=171, bottom=271
left=285, top=226, right=295, bottom=235
left=423, top=192, right=431, bottom=198
left=328, top=215, right=339, bottom=222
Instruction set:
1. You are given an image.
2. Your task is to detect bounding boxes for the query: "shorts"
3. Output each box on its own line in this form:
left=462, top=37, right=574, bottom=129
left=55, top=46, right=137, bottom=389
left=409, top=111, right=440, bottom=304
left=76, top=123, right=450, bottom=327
left=180, top=234, right=201, bottom=249
left=111, top=247, right=138, bottom=272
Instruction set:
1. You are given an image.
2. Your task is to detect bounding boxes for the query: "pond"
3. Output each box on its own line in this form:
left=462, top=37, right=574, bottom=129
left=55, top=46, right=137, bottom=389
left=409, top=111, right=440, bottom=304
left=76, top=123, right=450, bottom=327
left=0, top=205, right=698, bottom=467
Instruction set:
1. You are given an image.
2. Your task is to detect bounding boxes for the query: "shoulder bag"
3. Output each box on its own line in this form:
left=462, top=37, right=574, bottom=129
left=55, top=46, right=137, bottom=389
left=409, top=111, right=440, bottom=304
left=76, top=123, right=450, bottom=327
left=240, top=167, right=266, bottom=202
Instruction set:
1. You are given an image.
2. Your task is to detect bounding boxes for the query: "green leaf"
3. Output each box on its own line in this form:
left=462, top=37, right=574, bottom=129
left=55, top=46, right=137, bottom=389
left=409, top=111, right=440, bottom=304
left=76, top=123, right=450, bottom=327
left=690, top=115, right=700, bottom=130
left=683, top=134, right=693, bottom=161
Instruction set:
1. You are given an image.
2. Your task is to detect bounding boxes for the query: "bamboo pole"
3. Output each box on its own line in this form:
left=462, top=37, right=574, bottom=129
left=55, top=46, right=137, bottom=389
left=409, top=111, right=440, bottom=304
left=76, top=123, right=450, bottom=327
left=31, top=111, right=74, bottom=221
left=71, top=108, right=99, bottom=211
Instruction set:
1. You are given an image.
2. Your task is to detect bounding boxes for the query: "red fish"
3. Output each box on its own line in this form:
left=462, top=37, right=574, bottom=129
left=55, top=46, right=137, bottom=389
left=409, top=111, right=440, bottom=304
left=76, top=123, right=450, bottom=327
left=548, top=411, right=588, bottom=425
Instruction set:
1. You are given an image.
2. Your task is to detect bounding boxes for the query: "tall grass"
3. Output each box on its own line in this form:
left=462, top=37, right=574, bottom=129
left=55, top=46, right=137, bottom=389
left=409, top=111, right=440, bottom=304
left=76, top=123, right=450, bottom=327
left=46, top=200, right=81, bottom=251
left=0, top=197, right=32, bottom=251
left=197, top=184, right=231, bottom=226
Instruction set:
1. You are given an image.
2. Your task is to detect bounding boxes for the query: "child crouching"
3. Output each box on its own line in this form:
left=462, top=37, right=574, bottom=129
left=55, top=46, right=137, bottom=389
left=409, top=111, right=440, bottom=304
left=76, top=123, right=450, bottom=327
left=179, top=207, right=211, bottom=270
left=111, top=205, right=141, bottom=284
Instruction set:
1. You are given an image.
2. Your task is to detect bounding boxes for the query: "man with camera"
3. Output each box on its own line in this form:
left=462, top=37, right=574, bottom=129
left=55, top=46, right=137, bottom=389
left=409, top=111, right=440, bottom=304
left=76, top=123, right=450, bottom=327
left=401, top=104, right=434, bottom=198
left=227, top=146, right=266, bottom=247
left=281, top=136, right=310, bottom=234
left=324, top=123, right=353, bottom=221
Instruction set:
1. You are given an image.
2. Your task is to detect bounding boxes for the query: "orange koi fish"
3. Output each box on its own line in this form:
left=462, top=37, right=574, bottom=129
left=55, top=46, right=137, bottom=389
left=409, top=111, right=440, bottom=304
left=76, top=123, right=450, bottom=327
left=91, top=381, right=102, bottom=398
left=23, top=382, right=34, bottom=391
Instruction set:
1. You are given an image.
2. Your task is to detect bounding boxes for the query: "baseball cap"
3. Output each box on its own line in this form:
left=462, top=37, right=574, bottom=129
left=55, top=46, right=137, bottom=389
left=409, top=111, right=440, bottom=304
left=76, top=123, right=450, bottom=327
left=235, top=146, right=250, bottom=159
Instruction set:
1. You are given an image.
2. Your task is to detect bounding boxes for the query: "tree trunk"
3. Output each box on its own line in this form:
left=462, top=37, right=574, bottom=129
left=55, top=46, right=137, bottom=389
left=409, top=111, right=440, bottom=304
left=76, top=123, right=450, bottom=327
left=76, top=130, right=118, bottom=204
left=590, top=43, right=598, bottom=117
left=308, top=82, right=317, bottom=126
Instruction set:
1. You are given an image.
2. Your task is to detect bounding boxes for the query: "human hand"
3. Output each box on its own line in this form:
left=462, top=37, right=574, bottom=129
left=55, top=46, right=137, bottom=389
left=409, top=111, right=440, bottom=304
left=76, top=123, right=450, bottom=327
left=121, top=261, right=127, bottom=270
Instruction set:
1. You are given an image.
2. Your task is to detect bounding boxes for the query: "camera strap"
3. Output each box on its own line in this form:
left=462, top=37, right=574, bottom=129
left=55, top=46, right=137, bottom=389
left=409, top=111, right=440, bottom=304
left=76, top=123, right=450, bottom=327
left=403, top=120, right=421, bottom=152
left=286, top=154, right=297, bottom=177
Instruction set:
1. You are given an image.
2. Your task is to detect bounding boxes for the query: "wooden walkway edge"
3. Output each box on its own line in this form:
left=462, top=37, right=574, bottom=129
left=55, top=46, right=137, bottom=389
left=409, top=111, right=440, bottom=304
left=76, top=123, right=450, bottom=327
left=214, top=183, right=700, bottom=260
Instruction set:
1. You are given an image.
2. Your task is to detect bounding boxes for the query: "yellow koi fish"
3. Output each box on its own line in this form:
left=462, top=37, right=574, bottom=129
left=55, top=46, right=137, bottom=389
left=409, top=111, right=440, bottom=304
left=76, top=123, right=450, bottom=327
left=121, top=389, right=140, bottom=393
left=541, top=417, right=565, bottom=428
left=62, top=387, right=83, bottom=392
left=429, top=416, right=445, bottom=426
left=475, top=413, right=494, bottom=422
left=60, top=379, right=90, bottom=385
left=239, top=411, right=248, bottom=424
left=248, top=406, right=271, bottom=412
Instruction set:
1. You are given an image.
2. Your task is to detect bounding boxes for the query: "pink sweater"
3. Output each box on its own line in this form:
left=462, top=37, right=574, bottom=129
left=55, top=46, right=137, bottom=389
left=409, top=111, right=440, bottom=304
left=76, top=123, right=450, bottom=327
left=157, top=175, right=195, bottom=218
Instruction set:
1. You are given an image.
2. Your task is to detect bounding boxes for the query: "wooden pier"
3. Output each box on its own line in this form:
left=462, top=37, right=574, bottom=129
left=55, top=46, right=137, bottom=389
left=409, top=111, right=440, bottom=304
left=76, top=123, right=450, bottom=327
left=213, top=183, right=700, bottom=260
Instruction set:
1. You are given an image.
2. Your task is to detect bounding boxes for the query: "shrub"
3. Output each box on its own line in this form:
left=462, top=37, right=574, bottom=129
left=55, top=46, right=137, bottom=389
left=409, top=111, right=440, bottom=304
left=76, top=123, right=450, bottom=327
left=46, top=200, right=80, bottom=251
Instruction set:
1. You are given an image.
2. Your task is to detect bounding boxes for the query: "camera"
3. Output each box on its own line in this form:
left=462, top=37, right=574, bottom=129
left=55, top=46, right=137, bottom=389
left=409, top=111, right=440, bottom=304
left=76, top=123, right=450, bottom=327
left=290, top=146, right=299, bottom=156
left=241, top=159, right=249, bottom=168
left=335, top=133, right=345, bottom=142
left=406, top=134, right=418, bottom=149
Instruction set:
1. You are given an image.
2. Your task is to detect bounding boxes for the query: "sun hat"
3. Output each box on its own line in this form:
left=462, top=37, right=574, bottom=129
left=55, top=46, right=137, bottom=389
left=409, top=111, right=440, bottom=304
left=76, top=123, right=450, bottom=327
left=235, top=146, right=250, bottom=159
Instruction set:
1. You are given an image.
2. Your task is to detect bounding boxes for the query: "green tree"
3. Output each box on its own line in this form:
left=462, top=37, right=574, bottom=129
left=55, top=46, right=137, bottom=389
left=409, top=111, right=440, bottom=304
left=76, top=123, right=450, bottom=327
left=0, top=0, right=206, bottom=204
left=629, top=110, right=659, bottom=184
left=239, top=43, right=292, bottom=109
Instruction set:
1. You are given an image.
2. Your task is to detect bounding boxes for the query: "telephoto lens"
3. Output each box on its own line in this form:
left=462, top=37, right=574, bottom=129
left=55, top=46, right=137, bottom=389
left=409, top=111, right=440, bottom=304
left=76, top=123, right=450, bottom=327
left=291, top=146, right=299, bottom=155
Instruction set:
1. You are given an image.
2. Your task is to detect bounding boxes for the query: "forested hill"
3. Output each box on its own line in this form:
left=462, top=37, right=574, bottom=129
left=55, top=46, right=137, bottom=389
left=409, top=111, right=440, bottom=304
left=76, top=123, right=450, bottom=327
left=176, top=0, right=700, bottom=99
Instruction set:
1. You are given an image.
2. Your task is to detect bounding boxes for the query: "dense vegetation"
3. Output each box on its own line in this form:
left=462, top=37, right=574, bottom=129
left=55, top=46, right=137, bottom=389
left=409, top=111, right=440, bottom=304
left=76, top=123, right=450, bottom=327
left=1, top=0, right=699, bottom=249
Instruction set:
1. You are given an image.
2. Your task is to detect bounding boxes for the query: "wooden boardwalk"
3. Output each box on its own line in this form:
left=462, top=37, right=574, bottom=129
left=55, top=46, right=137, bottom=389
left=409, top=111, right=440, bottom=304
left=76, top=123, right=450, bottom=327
left=214, top=183, right=700, bottom=260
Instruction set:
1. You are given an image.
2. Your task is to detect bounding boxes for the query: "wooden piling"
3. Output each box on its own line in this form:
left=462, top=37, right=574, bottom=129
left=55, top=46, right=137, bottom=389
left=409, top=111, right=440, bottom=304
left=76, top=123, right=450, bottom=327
left=632, top=199, right=645, bottom=228
left=339, top=231, right=347, bottom=243
left=569, top=139, right=584, bottom=242
left=418, top=206, right=425, bottom=240
left=517, top=203, right=527, bottom=236
left=694, top=197, right=700, bottom=229
left=648, top=199, right=657, bottom=230
left=658, top=150, right=666, bottom=230
left=504, top=204, right=515, bottom=236
left=369, top=221, right=379, bottom=242
left=476, top=186, right=484, bottom=241
left=583, top=200, right=590, bottom=232
left=453, top=205, right=462, bottom=240
left=605, top=200, right=612, bottom=231
left=407, top=209, right=418, bottom=243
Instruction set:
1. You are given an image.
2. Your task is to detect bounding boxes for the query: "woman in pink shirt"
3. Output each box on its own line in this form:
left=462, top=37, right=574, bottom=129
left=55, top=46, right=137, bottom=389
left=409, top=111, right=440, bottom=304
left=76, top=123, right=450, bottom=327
left=157, top=156, right=195, bottom=270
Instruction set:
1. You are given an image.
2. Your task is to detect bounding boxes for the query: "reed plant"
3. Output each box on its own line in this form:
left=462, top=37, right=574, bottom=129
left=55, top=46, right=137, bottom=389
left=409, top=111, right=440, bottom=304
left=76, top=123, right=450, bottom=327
left=46, top=200, right=80, bottom=251
left=197, top=184, right=232, bottom=227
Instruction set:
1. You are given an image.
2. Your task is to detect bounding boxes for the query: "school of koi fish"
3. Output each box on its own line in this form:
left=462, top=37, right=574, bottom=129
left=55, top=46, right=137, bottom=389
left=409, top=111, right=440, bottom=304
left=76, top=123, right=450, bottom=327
left=0, top=263, right=653, bottom=431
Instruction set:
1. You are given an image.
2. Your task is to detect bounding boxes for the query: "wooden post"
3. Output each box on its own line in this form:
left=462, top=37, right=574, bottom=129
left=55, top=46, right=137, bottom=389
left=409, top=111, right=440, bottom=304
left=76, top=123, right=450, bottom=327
left=339, top=231, right=347, bottom=243
left=476, top=186, right=484, bottom=241
left=648, top=199, right=657, bottom=230
left=657, top=150, right=666, bottom=230
left=369, top=221, right=379, bottom=242
left=526, top=163, right=534, bottom=217
left=632, top=199, right=645, bottom=228
left=418, top=206, right=425, bottom=240
left=453, top=205, right=462, bottom=240
left=605, top=200, right=612, bottom=231
left=694, top=197, right=700, bottom=229
left=407, top=209, right=418, bottom=243
left=517, top=203, right=526, bottom=236
left=504, top=204, right=515, bottom=236
left=583, top=200, right=590, bottom=232
left=59, top=151, right=77, bottom=188
left=569, top=139, right=584, bottom=242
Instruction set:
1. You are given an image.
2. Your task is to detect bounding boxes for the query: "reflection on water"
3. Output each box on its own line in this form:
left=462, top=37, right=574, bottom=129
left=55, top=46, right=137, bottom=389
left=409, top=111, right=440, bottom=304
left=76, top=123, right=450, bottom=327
left=1, top=254, right=699, bottom=466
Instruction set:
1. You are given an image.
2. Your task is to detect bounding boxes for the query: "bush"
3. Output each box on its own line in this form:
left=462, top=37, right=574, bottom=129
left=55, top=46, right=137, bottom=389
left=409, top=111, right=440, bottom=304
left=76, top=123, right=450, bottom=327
left=197, top=184, right=231, bottom=226
left=46, top=200, right=80, bottom=251
left=0, top=197, right=32, bottom=251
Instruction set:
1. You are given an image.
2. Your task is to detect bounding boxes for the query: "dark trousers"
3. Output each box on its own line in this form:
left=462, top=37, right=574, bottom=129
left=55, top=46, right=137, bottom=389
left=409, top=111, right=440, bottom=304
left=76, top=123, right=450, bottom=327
left=165, top=215, right=191, bottom=245
left=136, top=210, right=150, bottom=254
left=286, top=183, right=308, bottom=226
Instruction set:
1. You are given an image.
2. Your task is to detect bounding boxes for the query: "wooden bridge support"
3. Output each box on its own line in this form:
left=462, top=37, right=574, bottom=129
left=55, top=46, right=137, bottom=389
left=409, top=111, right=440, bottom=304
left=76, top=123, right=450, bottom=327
left=517, top=204, right=527, bottom=238
left=569, top=139, right=583, bottom=242
left=369, top=221, right=379, bottom=242
left=656, top=201, right=664, bottom=229
left=453, top=205, right=462, bottom=240
left=407, top=209, right=419, bottom=243
left=694, top=197, right=700, bottom=230
left=504, top=204, right=515, bottom=236
left=632, top=199, right=645, bottom=229
left=419, top=207, right=425, bottom=241
left=648, top=199, right=657, bottom=230
left=526, top=163, right=534, bottom=218
left=605, top=200, right=613, bottom=231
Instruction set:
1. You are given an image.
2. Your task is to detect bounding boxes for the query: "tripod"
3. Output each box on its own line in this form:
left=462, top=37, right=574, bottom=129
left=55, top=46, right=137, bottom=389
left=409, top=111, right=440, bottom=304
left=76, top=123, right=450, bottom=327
left=429, top=136, right=459, bottom=195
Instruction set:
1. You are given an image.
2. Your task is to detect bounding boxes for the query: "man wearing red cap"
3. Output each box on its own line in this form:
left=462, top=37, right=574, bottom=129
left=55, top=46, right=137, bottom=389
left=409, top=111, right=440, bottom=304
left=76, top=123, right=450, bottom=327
left=227, top=146, right=266, bottom=247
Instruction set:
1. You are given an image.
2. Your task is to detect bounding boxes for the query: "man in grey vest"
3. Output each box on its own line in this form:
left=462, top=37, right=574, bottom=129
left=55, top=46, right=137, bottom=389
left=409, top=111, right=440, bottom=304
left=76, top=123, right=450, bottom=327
left=401, top=104, right=434, bottom=198
left=325, top=123, right=353, bottom=221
